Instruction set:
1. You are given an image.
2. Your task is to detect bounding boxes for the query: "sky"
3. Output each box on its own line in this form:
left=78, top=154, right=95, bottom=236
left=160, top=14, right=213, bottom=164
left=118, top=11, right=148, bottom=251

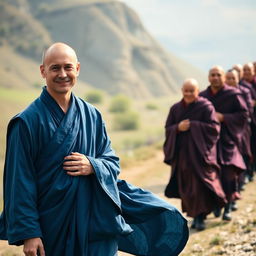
left=121, top=0, right=256, bottom=72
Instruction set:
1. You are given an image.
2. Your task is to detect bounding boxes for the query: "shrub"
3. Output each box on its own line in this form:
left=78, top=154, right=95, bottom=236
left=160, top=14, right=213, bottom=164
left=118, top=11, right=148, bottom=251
left=113, top=111, right=140, bottom=130
left=145, top=102, right=158, bottom=110
left=109, top=94, right=131, bottom=113
left=85, top=90, right=103, bottom=104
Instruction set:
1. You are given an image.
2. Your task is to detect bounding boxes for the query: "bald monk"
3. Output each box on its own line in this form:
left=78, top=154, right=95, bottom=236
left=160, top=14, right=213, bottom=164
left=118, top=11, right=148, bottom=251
left=240, top=63, right=256, bottom=175
left=0, top=42, right=188, bottom=256
left=200, top=66, right=248, bottom=221
left=225, top=69, right=253, bottom=193
left=240, top=62, right=256, bottom=100
left=233, top=64, right=244, bottom=83
left=164, top=78, right=226, bottom=231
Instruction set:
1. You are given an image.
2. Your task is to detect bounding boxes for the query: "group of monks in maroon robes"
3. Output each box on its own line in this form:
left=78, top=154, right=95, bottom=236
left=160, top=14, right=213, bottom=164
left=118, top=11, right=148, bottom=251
left=163, top=62, right=256, bottom=231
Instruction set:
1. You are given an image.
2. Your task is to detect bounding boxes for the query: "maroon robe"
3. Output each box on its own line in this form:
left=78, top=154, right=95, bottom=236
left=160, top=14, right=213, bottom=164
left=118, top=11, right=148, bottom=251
left=164, top=97, right=226, bottom=218
left=240, top=80, right=256, bottom=163
left=238, top=85, right=252, bottom=159
left=200, top=85, right=248, bottom=201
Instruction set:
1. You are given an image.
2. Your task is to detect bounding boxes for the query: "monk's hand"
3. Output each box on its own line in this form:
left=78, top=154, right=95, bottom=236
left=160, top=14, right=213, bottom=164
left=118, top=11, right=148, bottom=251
left=178, top=119, right=190, bottom=131
left=63, top=152, right=94, bottom=176
left=23, top=237, right=45, bottom=256
left=216, top=112, right=224, bottom=122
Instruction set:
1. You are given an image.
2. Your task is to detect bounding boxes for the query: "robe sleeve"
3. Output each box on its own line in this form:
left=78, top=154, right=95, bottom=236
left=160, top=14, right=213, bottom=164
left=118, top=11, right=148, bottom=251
left=3, top=119, right=42, bottom=245
left=189, top=104, right=220, bottom=165
left=163, top=107, right=178, bottom=165
left=222, top=93, right=249, bottom=145
left=86, top=119, right=121, bottom=209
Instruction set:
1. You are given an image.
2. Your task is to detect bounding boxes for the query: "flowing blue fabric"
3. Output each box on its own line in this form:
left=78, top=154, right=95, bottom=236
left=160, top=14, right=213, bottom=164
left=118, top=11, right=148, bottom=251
left=0, top=87, right=188, bottom=255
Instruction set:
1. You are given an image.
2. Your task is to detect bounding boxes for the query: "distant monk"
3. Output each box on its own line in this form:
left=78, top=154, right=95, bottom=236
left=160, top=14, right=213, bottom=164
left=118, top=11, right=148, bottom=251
left=254, top=61, right=256, bottom=82
left=225, top=69, right=253, bottom=192
left=164, top=78, right=226, bottom=231
left=232, top=64, right=244, bottom=84
left=200, top=66, right=248, bottom=221
left=240, top=63, right=256, bottom=175
left=240, top=62, right=256, bottom=100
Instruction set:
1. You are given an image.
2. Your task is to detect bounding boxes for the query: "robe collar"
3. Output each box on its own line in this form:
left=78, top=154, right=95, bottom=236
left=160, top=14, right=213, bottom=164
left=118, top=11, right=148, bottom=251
left=40, top=86, right=74, bottom=123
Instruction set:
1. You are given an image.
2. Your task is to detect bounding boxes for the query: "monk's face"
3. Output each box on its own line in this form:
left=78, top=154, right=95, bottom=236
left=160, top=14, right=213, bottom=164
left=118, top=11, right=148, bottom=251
left=225, top=71, right=239, bottom=87
left=182, top=83, right=199, bottom=104
left=208, top=67, right=225, bottom=89
left=254, top=62, right=256, bottom=74
left=243, top=64, right=254, bottom=82
left=40, top=44, right=80, bottom=97
left=233, top=65, right=243, bottom=80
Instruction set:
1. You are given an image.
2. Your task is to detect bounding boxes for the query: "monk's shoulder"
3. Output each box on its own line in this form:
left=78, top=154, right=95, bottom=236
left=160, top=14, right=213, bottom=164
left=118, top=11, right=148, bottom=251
left=170, top=101, right=182, bottom=112
left=199, top=86, right=210, bottom=97
left=197, top=96, right=214, bottom=109
left=11, top=98, right=41, bottom=125
left=223, top=85, right=241, bottom=97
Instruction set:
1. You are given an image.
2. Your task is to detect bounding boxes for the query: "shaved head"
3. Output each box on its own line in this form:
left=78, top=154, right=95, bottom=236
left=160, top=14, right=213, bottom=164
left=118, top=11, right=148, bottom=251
left=182, top=78, right=199, bottom=104
left=208, top=65, right=225, bottom=91
left=225, top=69, right=239, bottom=87
left=40, top=42, right=80, bottom=101
left=182, top=78, right=199, bottom=90
left=209, top=65, right=225, bottom=75
left=42, top=42, right=78, bottom=65
left=243, top=62, right=255, bottom=82
left=233, top=64, right=243, bottom=80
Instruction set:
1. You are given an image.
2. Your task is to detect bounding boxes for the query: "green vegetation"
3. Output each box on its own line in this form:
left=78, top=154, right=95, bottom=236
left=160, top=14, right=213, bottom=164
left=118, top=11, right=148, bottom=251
left=109, top=94, right=131, bottom=113
left=209, top=235, right=224, bottom=246
left=113, top=111, right=140, bottom=131
left=84, top=89, right=104, bottom=104
left=145, top=102, right=158, bottom=110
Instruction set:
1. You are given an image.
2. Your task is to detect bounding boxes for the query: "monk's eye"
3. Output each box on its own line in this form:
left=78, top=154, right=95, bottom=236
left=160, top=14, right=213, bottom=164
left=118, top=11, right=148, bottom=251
left=65, top=65, right=74, bottom=71
left=51, top=66, right=59, bottom=71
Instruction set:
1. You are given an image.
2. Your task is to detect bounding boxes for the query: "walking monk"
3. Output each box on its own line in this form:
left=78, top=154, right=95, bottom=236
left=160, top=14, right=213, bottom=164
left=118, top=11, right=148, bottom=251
left=0, top=42, right=188, bottom=256
left=164, top=78, right=226, bottom=231
left=200, top=66, right=248, bottom=221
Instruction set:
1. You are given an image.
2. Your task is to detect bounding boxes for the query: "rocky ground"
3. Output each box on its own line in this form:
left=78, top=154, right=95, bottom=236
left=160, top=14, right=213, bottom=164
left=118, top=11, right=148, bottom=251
left=0, top=151, right=256, bottom=255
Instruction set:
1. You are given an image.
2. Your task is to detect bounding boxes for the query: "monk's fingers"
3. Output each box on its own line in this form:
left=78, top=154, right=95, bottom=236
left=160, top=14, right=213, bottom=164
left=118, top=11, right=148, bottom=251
left=67, top=170, right=90, bottom=176
left=38, top=244, right=45, bottom=256
left=63, top=160, right=81, bottom=166
left=64, top=154, right=82, bottom=161
left=63, top=165, right=80, bottom=171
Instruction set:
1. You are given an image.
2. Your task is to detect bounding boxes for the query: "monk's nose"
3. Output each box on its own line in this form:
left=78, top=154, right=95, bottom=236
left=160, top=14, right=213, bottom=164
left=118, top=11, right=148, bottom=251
left=58, top=68, right=67, bottom=78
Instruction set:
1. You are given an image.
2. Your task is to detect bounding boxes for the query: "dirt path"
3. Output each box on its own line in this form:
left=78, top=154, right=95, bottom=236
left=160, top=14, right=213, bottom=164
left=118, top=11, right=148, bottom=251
left=1, top=150, right=255, bottom=255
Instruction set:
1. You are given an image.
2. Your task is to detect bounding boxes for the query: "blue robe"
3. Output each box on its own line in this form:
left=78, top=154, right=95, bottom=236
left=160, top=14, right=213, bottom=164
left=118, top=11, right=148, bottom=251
left=0, top=88, right=188, bottom=256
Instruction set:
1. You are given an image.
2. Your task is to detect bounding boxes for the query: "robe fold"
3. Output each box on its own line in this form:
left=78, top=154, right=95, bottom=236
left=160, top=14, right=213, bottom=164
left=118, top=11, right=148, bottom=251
left=237, top=85, right=252, bottom=159
left=0, top=87, right=188, bottom=256
left=240, top=80, right=256, bottom=162
left=199, top=85, right=248, bottom=171
left=163, top=97, right=226, bottom=217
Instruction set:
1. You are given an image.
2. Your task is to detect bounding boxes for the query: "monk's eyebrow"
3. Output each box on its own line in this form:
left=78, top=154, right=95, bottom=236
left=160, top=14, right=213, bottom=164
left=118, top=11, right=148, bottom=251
left=50, top=64, right=60, bottom=69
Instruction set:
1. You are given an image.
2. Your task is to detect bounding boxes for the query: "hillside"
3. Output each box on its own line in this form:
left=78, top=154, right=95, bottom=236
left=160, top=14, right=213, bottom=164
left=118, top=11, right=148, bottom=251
left=0, top=0, right=207, bottom=97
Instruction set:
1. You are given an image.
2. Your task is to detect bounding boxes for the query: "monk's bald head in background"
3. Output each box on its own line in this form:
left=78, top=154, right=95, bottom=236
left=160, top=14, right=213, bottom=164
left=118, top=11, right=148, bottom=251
left=208, top=66, right=225, bottom=93
left=182, top=78, right=199, bottom=104
left=232, top=64, right=243, bottom=81
left=225, top=69, right=239, bottom=88
left=243, top=62, right=255, bottom=83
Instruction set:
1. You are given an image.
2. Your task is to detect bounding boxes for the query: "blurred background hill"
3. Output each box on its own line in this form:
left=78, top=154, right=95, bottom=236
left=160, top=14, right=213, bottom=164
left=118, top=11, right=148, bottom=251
left=0, top=0, right=206, bottom=96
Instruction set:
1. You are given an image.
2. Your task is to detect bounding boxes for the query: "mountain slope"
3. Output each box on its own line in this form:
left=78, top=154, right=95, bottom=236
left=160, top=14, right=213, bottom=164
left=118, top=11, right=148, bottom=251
left=0, top=0, right=206, bottom=97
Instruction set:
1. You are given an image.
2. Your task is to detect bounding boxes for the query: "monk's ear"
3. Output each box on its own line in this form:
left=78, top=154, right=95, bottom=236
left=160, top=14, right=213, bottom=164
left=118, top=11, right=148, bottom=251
left=76, top=62, right=81, bottom=76
left=40, top=64, right=46, bottom=78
